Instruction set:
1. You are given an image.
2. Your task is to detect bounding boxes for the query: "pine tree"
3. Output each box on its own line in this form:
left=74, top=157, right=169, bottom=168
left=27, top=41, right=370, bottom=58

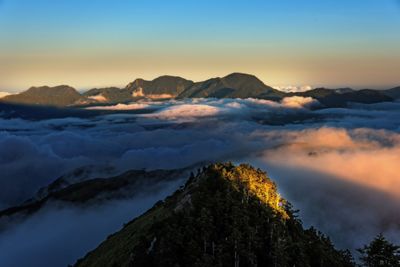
left=357, top=234, right=400, bottom=267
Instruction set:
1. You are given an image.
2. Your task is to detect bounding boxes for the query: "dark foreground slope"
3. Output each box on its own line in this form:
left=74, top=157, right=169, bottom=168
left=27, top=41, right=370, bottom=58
left=75, top=163, right=354, bottom=267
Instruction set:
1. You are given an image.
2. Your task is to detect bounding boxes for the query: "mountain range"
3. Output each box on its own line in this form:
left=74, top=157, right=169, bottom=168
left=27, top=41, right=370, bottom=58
left=1, top=73, right=398, bottom=108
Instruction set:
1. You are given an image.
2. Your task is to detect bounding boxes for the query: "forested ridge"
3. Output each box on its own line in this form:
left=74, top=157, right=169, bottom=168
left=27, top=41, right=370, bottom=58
left=74, top=163, right=361, bottom=267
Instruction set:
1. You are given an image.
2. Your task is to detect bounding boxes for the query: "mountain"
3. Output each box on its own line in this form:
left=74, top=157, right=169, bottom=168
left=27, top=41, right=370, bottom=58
left=291, top=88, right=393, bottom=107
left=83, top=87, right=133, bottom=104
left=291, top=88, right=336, bottom=99
left=322, top=89, right=393, bottom=107
left=0, top=168, right=188, bottom=231
left=340, top=89, right=393, bottom=103
left=178, top=73, right=285, bottom=100
left=1, top=85, right=84, bottom=107
left=383, top=86, right=400, bottom=99
left=34, top=165, right=118, bottom=200
left=75, top=163, right=354, bottom=267
left=333, top=88, right=354, bottom=94
left=2, top=75, right=396, bottom=108
left=126, top=75, right=194, bottom=99
left=98, top=73, right=283, bottom=102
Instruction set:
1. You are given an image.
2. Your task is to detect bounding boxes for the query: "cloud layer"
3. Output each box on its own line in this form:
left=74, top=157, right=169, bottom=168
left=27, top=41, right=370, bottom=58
left=0, top=178, right=184, bottom=267
left=0, top=97, right=400, bottom=266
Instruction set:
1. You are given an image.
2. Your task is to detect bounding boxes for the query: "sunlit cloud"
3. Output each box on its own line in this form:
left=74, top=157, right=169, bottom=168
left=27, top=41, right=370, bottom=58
left=261, top=127, right=400, bottom=198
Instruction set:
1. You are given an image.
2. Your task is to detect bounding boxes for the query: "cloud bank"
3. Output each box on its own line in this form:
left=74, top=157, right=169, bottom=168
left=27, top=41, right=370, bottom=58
left=0, top=97, right=400, bottom=266
left=273, top=85, right=313, bottom=93
left=0, top=178, right=184, bottom=267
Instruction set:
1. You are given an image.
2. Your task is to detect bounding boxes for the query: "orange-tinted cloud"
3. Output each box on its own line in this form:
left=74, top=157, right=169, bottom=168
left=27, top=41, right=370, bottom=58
left=262, top=127, right=400, bottom=198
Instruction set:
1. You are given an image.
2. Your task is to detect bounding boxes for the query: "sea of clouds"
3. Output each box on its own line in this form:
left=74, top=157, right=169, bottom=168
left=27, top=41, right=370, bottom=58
left=0, top=96, right=400, bottom=266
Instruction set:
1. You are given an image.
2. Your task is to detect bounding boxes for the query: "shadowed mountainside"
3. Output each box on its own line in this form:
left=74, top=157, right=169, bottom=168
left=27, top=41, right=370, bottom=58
left=75, top=163, right=354, bottom=267
left=383, top=86, right=400, bottom=99
left=0, top=168, right=189, bottom=232
left=290, top=88, right=393, bottom=107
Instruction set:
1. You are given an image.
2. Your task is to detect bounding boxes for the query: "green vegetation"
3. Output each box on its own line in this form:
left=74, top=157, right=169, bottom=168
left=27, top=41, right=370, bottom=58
left=75, top=163, right=354, bottom=267
left=358, top=234, right=400, bottom=267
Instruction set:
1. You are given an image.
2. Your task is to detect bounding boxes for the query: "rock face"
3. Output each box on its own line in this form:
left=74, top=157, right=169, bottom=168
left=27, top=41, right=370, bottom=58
left=1, top=85, right=83, bottom=106
left=75, top=163, right=354, bottom=267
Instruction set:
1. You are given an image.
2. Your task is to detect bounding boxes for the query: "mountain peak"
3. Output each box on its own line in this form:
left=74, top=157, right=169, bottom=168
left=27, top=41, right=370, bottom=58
left=75, top=163, right=353, bottom=267
left=125, top=75, right=194, bottom=98
left=153, top=75, right=191, bottom=81
left=222, top=72, right=260, bottom=80
left=2, top=85, right=82, bottom=106
left=193, top=163, right=289, bottom=218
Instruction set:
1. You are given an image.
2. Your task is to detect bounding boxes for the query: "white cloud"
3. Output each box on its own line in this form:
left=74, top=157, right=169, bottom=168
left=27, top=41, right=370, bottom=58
left=280, top=96, right=320, bottom=109
left=86, top=102, right=150, bottom=110
left=149, top=104, right=221, bottom=119
left=0, top=178, right=184, bottom=267
left=87, top=94, right=107, bottom=102
left=273, top=85, right=313, bottom=93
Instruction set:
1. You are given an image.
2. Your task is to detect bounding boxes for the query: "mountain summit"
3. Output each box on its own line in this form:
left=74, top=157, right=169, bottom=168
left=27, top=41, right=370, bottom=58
left=75, top=163, right=353, bottom=267
left=1, top=85, right=83, bottom=106
left=178, top=72, right=284, bottom=99
left=126, top=75, right=194, bottom=99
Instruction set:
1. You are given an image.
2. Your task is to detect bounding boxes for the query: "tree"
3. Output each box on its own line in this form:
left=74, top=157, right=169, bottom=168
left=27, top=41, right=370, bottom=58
left=357, top=234, right=400, bottom=267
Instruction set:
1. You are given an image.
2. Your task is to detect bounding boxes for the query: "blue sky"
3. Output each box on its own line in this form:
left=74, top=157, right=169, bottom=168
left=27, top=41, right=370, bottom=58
left=0, top=0, right=399, bottom=91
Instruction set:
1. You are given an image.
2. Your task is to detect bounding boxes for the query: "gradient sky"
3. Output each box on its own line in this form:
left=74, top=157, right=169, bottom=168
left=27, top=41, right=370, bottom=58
left=0, top=0, right=400, bottom=92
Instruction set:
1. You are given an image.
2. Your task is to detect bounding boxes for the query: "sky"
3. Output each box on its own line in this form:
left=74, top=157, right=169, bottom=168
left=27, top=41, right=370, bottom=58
left=0, top=0, right=400, bottom=92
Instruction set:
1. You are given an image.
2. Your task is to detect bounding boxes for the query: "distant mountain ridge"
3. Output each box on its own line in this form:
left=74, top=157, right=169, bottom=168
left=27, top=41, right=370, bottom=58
left=383, top=86, right=400, bottom=99
left=290, top=87, right=393, bottom=107
left=126, top=75, right=194, bottom=99
left=1, top=85, right=84, bottom=106
left=1, top=73, right=398, bottom=108
left=0, top=167, right=189, bottom=231
left=178, top=72, right=284, bottom=99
